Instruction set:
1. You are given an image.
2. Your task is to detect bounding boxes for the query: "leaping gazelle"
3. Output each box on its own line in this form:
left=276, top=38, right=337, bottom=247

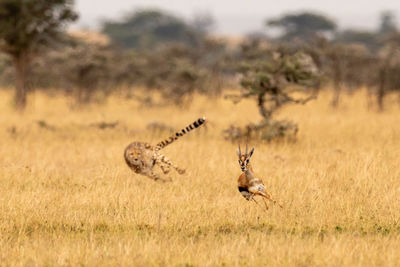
left=236, top=145, right=283, bottom=210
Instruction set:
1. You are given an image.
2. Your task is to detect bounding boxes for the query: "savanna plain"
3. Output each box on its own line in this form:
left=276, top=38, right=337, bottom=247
left=0, top=88, right=400, bottom=266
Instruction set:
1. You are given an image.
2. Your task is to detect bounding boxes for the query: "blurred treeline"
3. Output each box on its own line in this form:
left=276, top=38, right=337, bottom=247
left=0, top=1, right=399, bottom=111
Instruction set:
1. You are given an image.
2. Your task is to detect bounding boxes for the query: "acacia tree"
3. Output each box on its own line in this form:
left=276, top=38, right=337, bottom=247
left=267, top=12, right=336, bottom=42
left=0, top=0, right=77, bottom=109
left=379, top=11, right=398, bottom=36
left=225, top=41, right=319, bottom=141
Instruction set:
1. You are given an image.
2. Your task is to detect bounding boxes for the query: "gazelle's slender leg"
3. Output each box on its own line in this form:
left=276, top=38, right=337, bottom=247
left=253, top=197, right=269, bottom=213
left=252, top=197, right=260, bottom=206
left=265, top=195, right=283, bottom=208
left=261, top=198, right=270, bottom=211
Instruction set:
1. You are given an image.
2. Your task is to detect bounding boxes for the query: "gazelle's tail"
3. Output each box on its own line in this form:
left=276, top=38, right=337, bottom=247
left=155, top=117, right=206, bottom=151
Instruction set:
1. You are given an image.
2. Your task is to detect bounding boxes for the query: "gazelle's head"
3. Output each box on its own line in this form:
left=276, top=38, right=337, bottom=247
left=236, top=144, right=254, bottom=172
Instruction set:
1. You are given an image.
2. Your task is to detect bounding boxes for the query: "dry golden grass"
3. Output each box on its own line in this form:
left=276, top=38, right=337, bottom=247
left=0, top=89, right=400, bottom=266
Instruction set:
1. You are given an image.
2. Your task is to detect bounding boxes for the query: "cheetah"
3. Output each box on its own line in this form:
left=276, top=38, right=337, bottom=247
left=124, top=117, right=205, bottom=182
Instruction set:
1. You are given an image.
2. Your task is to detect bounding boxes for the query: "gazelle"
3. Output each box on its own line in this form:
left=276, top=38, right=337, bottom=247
left=237, top=145, right=282, bottom=210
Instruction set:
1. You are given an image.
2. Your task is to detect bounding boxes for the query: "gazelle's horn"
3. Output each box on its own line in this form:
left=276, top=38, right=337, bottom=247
left=246, top=144, right=248, bottom=155
left=238, top=144, right=241, bottom=155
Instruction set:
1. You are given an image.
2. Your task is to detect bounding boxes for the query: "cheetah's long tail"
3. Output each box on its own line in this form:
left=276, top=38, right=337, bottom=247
left=155, top=117, right=206, bottom=151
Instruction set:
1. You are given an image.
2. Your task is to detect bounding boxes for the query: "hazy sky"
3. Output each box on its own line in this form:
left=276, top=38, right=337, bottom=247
left=74, top=0, right=400, bottom=35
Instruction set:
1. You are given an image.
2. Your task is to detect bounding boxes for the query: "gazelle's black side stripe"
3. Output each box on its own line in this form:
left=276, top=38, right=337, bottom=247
left=238, top=186, right=249, bottom=193
left=155, top=117, right=206, bottom=151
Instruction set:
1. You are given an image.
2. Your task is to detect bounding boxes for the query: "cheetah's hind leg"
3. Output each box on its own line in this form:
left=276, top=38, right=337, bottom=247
left=159, top=162, right=171, bottom=175
left=156, top=153, right=186, bottom=175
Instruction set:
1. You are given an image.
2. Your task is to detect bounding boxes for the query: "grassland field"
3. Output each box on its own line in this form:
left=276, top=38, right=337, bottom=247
left=0, top=88, right=400, bottom=266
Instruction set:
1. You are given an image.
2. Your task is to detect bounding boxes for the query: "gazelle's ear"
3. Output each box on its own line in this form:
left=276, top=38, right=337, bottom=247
left=237, top=145, right=241, bottom=156
left=249, top=147, right=255, bottom=157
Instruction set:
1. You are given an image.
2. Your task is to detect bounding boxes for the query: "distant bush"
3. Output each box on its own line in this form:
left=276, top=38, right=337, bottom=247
left=25, top=35, right=227, bottom=105
left=101, top=9, right=206, bottom=50
left=127, top=41, right=226, bottom=104
left=309, top=34, right=400, bottom=110
left=30, top=38, right=118, bottom=103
